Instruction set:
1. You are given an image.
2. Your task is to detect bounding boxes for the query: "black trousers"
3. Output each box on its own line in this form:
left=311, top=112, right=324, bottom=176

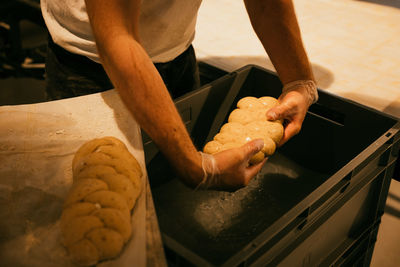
left=45, top=37, right=200, bottom=100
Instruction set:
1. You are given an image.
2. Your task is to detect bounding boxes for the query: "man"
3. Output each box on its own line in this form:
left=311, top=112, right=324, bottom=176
left=41, top=0, right=318, bottom=190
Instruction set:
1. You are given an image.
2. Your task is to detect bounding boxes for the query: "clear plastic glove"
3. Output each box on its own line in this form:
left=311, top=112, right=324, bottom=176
left=266, top=80, right=318, bottom=146
left=196, top=139, right=267, bottom=190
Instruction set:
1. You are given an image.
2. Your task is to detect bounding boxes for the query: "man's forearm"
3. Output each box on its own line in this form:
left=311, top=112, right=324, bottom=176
left=97, top=35, right=203, bottom=186
left=244, top=0, right=314, bottom=84
left=84, top=0, right=203, bottom=186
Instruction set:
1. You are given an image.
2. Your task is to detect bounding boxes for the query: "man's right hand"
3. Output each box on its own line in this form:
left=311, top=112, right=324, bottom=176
left=197, top=139, right=267, bottom=190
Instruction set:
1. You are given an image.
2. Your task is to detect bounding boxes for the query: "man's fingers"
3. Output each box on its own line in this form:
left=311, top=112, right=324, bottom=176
left=241, top=139, right=268, bottom=185
left=242, top=139, right=264, bottom=161
left=244, top=157, right=268, bottom=184
left=279, top=121, right=301, bottom=146
left=266, top=103, right=291, bottom=121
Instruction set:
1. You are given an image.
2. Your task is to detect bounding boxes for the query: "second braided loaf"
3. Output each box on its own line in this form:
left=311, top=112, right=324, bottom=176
left=60, top=136, right=143, bottom=266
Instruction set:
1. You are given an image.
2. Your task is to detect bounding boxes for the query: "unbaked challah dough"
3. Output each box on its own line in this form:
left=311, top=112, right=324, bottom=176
left=61, top=136, right=142, bottom=266
left=203, top=96, right=284, bottom=164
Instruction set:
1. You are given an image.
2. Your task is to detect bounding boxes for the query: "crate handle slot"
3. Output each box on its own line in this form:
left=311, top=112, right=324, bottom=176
left=339, top=181, right=350, bottom=193
left=296, top=208, right=310, bottom=230
left=308, top=103, right=345, bottom=127
left=310, top=175, right=352, bottom=216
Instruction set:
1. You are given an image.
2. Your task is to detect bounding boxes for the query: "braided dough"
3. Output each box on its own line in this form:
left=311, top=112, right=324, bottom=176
left=61, top=137, right=142, bottom=266
left=203, top=96, right=284, bottom=164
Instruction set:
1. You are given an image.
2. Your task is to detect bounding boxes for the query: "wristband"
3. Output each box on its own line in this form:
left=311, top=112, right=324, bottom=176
left=282, top=80, right=319, bottom=105
left=196, top=152, right=220, bottom=190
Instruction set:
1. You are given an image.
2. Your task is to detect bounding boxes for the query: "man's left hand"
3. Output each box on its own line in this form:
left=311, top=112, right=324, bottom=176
left=266, top=88, right=311, bottom=146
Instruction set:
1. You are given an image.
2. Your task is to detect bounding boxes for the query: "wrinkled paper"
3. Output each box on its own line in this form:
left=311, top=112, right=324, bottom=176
left=0, top=90, right=147, bottom=266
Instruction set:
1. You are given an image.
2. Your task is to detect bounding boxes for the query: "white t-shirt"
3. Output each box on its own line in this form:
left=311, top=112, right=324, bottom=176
left=41, top=0, right=202, bottom=63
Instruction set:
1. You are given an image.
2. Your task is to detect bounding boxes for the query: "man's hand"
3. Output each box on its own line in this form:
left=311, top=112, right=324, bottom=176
left=244, top=0, right=318, bottom=145
left=267, top=89, right=309, bottom=146
left=266, top=80, right=318, bottom=146
left=197, top=139, right=267, bottom=190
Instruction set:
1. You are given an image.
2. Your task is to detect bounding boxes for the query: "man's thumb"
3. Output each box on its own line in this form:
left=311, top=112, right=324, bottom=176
left=244, top=139, right=264, bottom=157
left=266, top=104, right=286, bottom=121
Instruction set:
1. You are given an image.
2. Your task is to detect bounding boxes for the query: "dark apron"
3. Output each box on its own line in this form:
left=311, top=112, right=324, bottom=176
left=45, top=36, right=200, bottom=101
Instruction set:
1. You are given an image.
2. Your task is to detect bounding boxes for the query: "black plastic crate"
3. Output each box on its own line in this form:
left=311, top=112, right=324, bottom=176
left=145, top=65, right=400, bottom=266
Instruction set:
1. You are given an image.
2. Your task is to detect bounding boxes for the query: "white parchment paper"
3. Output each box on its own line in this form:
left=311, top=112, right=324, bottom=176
left=0, top=90, right=147, bottom=266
